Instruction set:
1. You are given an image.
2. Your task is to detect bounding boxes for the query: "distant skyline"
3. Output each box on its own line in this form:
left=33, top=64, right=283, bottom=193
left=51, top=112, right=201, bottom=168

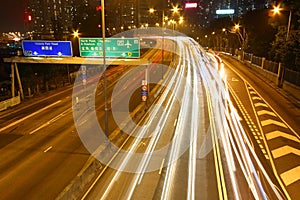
left=0, top=0, right=25, bottom=32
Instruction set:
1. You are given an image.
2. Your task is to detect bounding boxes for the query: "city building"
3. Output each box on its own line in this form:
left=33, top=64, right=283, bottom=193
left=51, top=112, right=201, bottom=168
left=25, top=0, right=90, bottom=39
left=181, top=0, right=255, bottom=27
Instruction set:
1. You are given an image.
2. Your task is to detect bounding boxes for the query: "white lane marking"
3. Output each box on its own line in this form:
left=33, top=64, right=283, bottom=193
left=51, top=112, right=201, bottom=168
left=266, top=131, right=300, bottom=143
left=272, top=146, right=300, bottom=158
left=261, top=119, right=287, bottom=128
left=29, top=107, right=71, bottom=135
left=280, top=166, right=300, bottom=186
left=158, top=159, right=165, bottom=175
left=44, top=146, right=53, bottom=153
left=0, top=100, right=62, bottom=133
left=257, top=110, right=277, bottom=117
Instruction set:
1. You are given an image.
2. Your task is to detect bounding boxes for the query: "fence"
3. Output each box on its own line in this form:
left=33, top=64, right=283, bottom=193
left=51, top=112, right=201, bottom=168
left=242, top=52, right=300, bottom=87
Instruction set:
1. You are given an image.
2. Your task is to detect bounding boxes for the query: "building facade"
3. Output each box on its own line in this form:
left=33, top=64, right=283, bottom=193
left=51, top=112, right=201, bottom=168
left=26, top=0, right=89, bottom=39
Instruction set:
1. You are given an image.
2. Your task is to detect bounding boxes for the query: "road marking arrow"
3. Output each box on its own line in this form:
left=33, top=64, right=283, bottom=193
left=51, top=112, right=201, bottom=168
left=254, top=102, right=268, bottom=108
left=257, top=110, right=277, bottom=117
left=252, top=96, right=262, bottom=101
left=272, top=145, right=300, bottom=159
left=261, top=119, right=287, bottom=128
left=280, top=166, right=300, bottom=186
left=266, top=131, right=300, bottom=143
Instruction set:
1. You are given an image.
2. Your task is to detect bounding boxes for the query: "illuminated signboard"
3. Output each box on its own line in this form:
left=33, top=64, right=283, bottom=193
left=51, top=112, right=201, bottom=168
left=216, top=9, right=235, bottom=15
left=185, top=3, right=198, bottom=8
left=79, top=38, right=140, bottom=58
left=22, top=40, right=73, bottom=57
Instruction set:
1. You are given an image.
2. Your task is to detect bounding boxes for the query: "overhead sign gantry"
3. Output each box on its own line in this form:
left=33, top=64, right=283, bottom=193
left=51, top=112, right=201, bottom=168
left=79, top=38, right=140, bottom=58
left=22, top=40, right=73, bottom=57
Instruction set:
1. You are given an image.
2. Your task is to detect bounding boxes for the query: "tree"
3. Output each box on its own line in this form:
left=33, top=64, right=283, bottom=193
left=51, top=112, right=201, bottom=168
left=242, top=9, right=277, bottom=57
left=269, top=0, right=300, bottom=71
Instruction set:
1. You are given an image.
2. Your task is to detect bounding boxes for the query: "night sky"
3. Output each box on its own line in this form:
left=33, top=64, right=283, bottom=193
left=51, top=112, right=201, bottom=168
left=0, top=0, right=25, bottom=32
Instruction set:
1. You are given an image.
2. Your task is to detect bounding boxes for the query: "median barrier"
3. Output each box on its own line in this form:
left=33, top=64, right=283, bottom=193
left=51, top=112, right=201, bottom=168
left=0, top=94, right=20, bottom=111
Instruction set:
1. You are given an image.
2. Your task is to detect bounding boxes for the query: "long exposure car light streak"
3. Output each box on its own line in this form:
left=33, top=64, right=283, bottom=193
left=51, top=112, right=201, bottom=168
left=188, top=37, right=285, bottom=199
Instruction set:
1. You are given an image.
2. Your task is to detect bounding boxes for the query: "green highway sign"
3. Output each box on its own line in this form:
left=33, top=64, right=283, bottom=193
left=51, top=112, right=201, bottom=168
left=79, top=38, right=140, bottom=58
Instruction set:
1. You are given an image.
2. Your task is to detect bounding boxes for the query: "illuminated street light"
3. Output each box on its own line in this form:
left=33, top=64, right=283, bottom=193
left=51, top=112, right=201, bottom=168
left=72, top=30, right=79, bottom=38
left=179, top=16, right=184, bottom=24
left=172, top=6, right=179, bottom=14
left=272, top=5, right=282, bottom=15
left=149, top=8, right=155, bottom=14
left=234, top=23, right=240, bottom=30
left=271, top=4, right=292, bottom=88
left=272, top=5, right=292, bottom=40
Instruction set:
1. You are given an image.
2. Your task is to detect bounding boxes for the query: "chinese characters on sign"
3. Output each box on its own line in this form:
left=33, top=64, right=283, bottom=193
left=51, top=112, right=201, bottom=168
left=22, top=41, right=72, bottom=57
left=79, top=38, right=140, bottom=58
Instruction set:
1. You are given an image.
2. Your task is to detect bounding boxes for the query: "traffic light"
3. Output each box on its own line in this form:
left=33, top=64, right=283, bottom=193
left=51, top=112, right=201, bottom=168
left=26, top=13, right=32, bottom=22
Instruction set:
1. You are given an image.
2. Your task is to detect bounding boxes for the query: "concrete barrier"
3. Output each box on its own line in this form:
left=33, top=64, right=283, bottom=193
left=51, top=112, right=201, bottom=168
left=0, top=95, right=20, bottom=111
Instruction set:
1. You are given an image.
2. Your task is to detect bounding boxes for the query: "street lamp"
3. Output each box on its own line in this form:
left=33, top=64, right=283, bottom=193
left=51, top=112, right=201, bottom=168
left=148, top=6, right=181, bottom=78
left=272, top=4, right=292, bottom=88
left=100, top=0, right=109, bottom=137
left=72, top=30, right=80, bottom=38
left=232, top=23, right=247, bottom=50
left=272, top=4, right=292, bottom=40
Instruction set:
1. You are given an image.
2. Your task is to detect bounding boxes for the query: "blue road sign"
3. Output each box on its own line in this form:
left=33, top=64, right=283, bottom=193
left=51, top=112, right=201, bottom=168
left=22, top=40, right=73, bottom=57
left=141, top=90, right=148, bottom=96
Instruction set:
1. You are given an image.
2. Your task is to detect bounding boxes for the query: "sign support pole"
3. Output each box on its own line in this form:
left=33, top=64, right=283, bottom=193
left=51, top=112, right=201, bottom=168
left=14, top=63, right=24, bottom=100
left=11, top=63, right=15, bottom=98
left=101, top=0, right=109, bottom=138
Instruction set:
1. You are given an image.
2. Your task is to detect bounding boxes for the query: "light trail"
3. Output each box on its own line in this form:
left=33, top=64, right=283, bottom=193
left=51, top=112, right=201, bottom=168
left=83, top=36, right=287, bottom=200
left=98, top=38, right=188, bottom=200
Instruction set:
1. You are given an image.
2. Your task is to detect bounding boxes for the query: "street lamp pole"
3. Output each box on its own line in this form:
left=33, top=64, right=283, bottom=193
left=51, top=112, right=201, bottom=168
left=272, top=5, right=293, bottom=88
left=101, top=0, right=109, bottom=137
left=286, top=10, right=292, bottom=40
left=162, top=10, right=165, bottom=79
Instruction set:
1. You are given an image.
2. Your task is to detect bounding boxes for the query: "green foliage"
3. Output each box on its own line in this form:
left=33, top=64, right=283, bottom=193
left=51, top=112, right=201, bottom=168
left=242, top=9, right=277, bottom=57
left=270, top=29, right=300, bottom=71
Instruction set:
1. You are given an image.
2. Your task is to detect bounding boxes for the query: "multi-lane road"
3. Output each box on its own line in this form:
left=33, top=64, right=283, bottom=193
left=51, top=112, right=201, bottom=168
left=0, top=36, right=299, bottom=200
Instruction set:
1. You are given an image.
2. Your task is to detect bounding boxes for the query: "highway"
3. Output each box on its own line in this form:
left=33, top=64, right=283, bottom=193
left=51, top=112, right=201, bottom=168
left=0, top=47, right=164, bottom=199
left=0, top=36, right=299, bottom=200
left=79, top=37, right=221, bottom=200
